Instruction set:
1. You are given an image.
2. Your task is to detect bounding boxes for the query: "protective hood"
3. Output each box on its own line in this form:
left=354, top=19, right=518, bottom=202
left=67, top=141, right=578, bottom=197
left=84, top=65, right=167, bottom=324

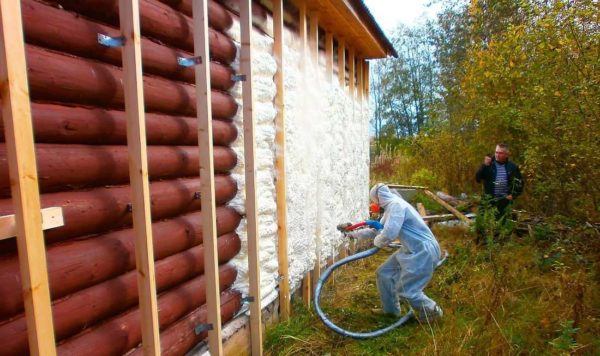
left=369, top=183, right=399, bottom=208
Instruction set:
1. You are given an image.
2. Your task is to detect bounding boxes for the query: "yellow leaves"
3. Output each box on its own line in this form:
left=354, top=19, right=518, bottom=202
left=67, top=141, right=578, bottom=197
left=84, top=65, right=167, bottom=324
left=554, top=91, right=561, bottom=97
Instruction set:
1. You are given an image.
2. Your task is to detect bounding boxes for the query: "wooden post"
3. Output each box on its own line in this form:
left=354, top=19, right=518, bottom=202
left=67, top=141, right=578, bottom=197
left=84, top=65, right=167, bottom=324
left=302, top=272, right=311, bottom=306
left=364, top=60, right=370, bottom=99
left=325, top=32, right=333, bottom=83
left=424, top=190, right=471, bottom=224
left=273, top=0, right=290, bottom=322
left=240, top=1, right=263, bottom=354
left=337, top=38, right=345, bottom=88
left=298, top=0, right=307, bottom=73
left=309, top=11, right=319, bottom=66
left=0, top=2, right=57, bottom=354
left=348, top=48, right=355, bottom=97
left=357, top=57, right=363, bottom=103
left=192, top=1, right=223, bottom=354
left=118, top=1, right=161, bottom=354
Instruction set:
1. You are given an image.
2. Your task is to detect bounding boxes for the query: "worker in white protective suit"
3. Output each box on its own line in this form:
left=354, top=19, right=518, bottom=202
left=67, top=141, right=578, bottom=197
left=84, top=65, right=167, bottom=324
left=369, top=183, right=444, bottom=322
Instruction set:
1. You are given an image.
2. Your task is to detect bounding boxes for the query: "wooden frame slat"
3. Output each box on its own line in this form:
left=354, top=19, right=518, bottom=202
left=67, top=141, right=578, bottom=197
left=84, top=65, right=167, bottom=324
left=337, top=37, right=345, bottom=87
left=349, top=48, right=355, bottom=97
left=0, top=2, right=56, bottom=354
left=192, top=0, right=223, bottom=354
left=309, top=11, right=319, bottom=66
left=364, top=60, right=370, bottom=98
left=325, top=32, right=333, bottom=82
left=118, top=1, right=161, bottom=354
left=357, top=57, right=363, bottom=103
left=240, top=1, right=263, bottom=354
left=0, top=207, right=64, bottom=241
left=273, top=0, right=290, bottom=322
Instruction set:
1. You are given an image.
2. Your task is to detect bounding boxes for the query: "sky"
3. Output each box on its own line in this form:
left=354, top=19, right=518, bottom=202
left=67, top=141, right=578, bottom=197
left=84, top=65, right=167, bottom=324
left=363, top=0, right=442, bottom=36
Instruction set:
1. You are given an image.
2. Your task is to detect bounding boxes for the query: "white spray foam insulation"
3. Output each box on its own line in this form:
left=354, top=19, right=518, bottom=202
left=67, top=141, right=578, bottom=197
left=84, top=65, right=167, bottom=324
left=226, top=17, right=370, bottom=304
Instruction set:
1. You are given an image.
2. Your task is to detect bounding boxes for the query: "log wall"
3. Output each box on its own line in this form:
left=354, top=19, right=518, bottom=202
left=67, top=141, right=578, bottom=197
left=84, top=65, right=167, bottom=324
left=0, top=0, right=242, bottom=354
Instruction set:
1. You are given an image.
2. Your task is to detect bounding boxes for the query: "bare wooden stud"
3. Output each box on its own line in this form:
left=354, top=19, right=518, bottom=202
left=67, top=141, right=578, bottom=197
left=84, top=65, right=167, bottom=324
left=364, top=60, right=370, bottom=98
left=118, top=1, right=161, bottom=354
left=357, top=57, right=363, bottom=103
left=0, top=207, right=64, bottom=241
left=273, top=0, right=290, bottom=322
left=349, top=48, right=355, bottom=97
left=309, top=11, right=319, bottom=66
left=298, top=0, right=307, bottom=73
left=337, top=38, right=345, bottom=87
left=325, top=32, right=333, bottom=82
left=302, top=272, right=311, bottom=306
left=0, top=2, right=56, bottom=355
left=240, top=1, right=263, bottom=354
left=192, top=1, right=223, bottom=354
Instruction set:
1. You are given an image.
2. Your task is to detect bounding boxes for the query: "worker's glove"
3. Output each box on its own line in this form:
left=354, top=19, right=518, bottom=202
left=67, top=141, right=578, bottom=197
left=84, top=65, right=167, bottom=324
left=373, top=234, right=391, bottom=248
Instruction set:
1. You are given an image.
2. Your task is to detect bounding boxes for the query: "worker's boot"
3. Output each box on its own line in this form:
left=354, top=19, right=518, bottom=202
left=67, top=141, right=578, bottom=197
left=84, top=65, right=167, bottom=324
left=415, top=304, right=443, bottom=323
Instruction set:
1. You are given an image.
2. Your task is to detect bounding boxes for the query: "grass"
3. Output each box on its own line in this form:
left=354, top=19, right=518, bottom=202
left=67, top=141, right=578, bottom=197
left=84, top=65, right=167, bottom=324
left=265, top=224, right=600, bottom=355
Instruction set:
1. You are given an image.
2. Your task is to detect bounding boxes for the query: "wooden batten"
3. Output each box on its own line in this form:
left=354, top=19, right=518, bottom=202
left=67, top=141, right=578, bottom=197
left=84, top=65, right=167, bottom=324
left=357, top=57, right=363, bottom=103
left=325, top=32, right=333, bottom=82
left=364, top=60, right=370, bottom=98
left=337, top=37, right=345, bottom=87
left=192, top=0, right=223, bottom=354
left=0, top=2, right=56, bottom=355
left=118, top=1, right=161, bottom=354
left=273, top=0, right=290, bottom=322
left=309, top=11, right=319, bottom=66
left=240, top=1, right=263, bottom=354
left=298, top=0, right=307, bottom=73
left=349, top=48, right=355, bottom=97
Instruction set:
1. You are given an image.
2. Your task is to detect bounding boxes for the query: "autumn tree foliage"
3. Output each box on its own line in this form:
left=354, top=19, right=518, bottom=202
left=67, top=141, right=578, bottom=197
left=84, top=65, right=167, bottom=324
left=371, top=0, right=599, bottom=220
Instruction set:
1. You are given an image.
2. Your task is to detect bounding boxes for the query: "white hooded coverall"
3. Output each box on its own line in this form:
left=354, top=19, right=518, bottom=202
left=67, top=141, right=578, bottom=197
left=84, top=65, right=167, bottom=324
left=370, top=183, right=442, bottom=320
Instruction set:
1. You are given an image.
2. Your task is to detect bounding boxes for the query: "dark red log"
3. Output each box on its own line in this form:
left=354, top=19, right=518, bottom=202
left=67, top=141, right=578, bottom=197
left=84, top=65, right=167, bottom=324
left=0, top=103, right=238, bottom=146
left=46, top=0, right=236, bottom=63
left=130, top=290, right=242, bottom=356
left=0, top=207, right=241, bottom=319
left=0, top=144, right=237, bottom=196
left=22, top=0, right=234, bottom=89
left=0, top=175, right=237, bottom=244
left=56, top=265, right=237, bottom=356
left=26, top=45, right=238, bottom=119
left=158, top=0, right=233, bottom=31
left=0, top=233, right=241, bottom=355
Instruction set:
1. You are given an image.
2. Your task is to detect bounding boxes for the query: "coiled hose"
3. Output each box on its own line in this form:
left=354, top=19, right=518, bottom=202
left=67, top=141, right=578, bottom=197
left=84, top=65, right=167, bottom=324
left=313, top=246, right=414, bottom=339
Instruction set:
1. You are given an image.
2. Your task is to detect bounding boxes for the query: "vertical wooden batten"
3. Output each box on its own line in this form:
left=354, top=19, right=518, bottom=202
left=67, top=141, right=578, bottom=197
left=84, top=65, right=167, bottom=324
left=273, top=0, right=290, bottom=322
left=357, top=57, right=363, bottom=104
left=192, top=0, right=223, bottom=354
left=0, top=2, right=56, bottom=354
left=364, top=60, right=370, bottom=98
left=337, top=37, right=345, bottom=88
left=325, top=32, right=333, bottom=82
left=349, top=48, right=355, bottom=98
left=240, top=1, right=263, bottom=354
left=298, top=0, right=311, bottom=308
left=118, top=1, right=161, bottom=354
left=309, top=11, right=319, bottom=66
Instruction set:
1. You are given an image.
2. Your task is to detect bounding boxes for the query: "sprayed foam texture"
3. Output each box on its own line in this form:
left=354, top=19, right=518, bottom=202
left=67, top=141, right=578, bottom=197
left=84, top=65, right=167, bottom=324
left=226, top=18, right=369, bottom=304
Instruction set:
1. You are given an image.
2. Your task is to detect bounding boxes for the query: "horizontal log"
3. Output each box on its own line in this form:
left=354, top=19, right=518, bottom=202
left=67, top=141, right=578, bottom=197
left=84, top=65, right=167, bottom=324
left=0, top=175, right=237, bottom=245
left=0, top=144, right=237, bottom=196
left=22, top=0, right=234, bottom=89
left=44, top=0, right=236, bottom=63
left=0, top=103, right=238, bottom=146
left=130, top=289, right=242, bottom=356
left=0, top=233, right=241, bottom=355
left=26, top=45, right=238, bottom=119
left=158, top=0, right=233, bottom=31
left=0, top=207, right=241, bottom=319
left=56, top=265, right=237, bottom=355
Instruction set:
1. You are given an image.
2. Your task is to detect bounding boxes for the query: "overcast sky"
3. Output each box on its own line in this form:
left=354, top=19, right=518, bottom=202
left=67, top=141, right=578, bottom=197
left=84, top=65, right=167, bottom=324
left=363, top=0, right=442, bottom=36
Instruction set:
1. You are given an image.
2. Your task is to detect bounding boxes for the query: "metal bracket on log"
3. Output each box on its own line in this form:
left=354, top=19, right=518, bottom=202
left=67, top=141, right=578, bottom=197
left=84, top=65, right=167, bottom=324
left=0, top=207, right=64, bottom=240
left=194, top=323, right=214, bottom=335
left=177, top=56, right=203, bottom=67
left=231, top=74, right=246, bottom=82
left=241, top=296, right=255, bottom=304
left=97, top=33, right=125, bottom=47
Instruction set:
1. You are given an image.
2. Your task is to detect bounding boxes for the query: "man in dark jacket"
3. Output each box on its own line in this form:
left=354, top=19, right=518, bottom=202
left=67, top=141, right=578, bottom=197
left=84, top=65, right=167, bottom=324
left=475, top=143, right=524, bottom=218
